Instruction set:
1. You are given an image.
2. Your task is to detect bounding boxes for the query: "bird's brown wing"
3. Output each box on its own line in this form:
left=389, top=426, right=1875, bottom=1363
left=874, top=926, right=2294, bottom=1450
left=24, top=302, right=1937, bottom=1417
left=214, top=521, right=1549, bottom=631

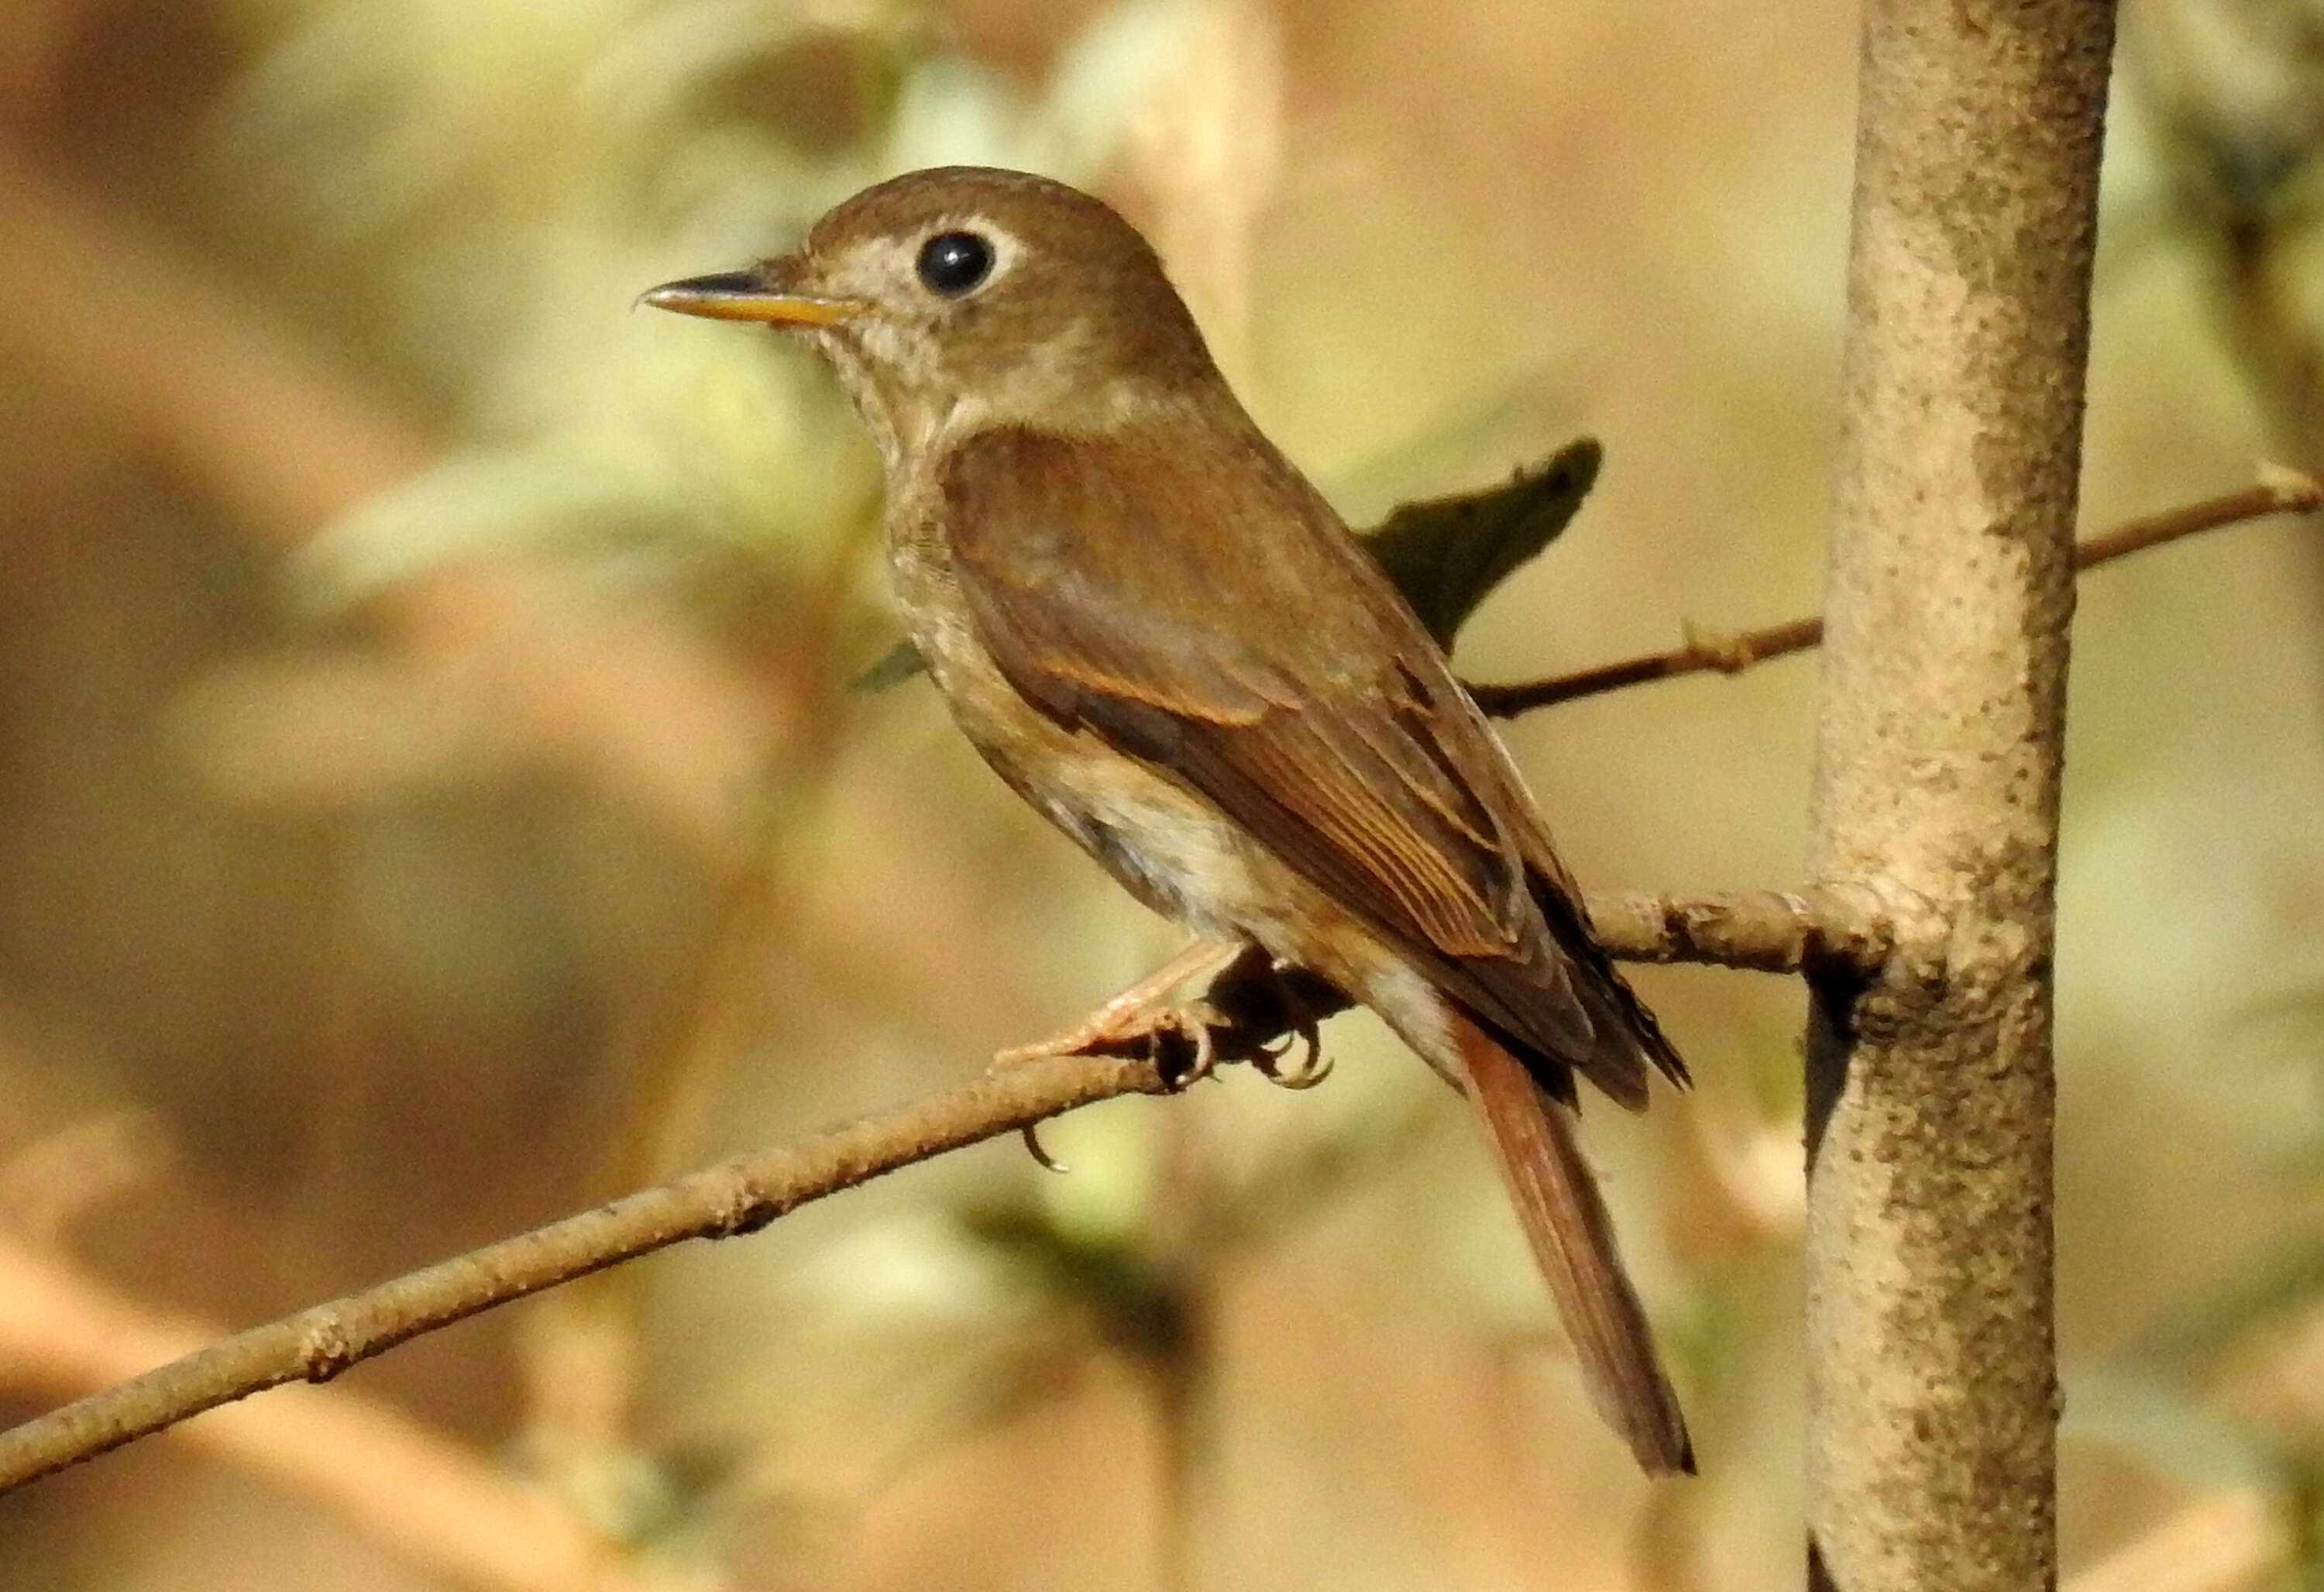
left=938, top=420, right=1680, bottom=1106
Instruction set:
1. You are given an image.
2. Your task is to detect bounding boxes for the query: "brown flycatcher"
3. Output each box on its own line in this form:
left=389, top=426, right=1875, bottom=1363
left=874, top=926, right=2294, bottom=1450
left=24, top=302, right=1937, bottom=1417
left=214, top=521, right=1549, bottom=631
left=646, top=167, right=1693, bottom=1473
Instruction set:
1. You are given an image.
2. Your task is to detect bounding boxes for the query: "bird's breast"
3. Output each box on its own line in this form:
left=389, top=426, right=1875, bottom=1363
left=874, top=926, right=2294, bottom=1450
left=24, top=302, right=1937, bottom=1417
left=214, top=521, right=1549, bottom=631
left=882, top=487, right=1256, bottom=942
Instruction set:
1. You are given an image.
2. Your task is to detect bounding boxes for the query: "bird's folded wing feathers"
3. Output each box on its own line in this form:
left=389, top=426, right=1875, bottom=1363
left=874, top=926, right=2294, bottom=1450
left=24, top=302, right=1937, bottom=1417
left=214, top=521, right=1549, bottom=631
left=937, top=420, right=1673, bottom=1101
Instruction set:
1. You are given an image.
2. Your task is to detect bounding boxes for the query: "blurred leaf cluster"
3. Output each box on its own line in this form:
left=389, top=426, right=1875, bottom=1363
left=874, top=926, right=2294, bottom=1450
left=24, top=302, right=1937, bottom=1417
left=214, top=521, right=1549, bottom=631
left=211, top=0, right=1237, bottom=617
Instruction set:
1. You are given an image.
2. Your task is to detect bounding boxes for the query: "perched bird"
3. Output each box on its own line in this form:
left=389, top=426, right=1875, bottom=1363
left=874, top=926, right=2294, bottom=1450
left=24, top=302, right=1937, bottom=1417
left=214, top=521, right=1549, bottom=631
left=646, top=167, right=1693, bottom=1473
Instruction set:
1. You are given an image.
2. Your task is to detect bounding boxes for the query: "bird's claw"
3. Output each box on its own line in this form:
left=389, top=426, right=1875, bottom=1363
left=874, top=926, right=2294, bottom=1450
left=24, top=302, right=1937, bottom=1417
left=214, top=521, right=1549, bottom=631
left=1253, top=1019, right=1331, bottom=1089
left=1157, top=1001, right=1222, bottom=1088
left=1019, top=1123, right=1070, bottom=1173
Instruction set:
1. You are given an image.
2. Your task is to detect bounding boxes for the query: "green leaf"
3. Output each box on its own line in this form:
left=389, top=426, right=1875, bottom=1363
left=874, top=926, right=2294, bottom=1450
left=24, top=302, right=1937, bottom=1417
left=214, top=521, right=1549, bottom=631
left=1356, top=436, right=1601, bottom=650
left=851, top=437, right=1604, bottom=689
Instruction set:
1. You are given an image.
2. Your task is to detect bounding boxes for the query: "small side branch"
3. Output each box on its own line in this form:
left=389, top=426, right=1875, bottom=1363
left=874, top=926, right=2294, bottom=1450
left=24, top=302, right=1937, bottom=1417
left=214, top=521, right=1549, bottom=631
left=1469, top=467, right=2322, bottom=717
left=1590, top=885, right=1910, bottom=975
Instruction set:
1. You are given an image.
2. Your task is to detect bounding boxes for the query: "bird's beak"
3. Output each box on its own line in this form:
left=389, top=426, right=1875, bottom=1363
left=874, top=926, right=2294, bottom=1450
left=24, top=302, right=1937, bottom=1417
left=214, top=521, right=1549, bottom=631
left=640, top=271, right=863, bottom=326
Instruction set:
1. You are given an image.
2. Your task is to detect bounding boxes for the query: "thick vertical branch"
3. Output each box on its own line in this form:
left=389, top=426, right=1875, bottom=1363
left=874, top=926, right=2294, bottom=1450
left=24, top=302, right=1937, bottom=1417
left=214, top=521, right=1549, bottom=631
left=1804, top=4, right=2115, bottom=1589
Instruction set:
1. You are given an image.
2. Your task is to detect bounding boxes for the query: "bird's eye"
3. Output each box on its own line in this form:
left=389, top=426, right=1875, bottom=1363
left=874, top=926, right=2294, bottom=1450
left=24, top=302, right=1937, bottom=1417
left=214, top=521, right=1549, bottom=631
left=915, top=231, right=995, bottom=297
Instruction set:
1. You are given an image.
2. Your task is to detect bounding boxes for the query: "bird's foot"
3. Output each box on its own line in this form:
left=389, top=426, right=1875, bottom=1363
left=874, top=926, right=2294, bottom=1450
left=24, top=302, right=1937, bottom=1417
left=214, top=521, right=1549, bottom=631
left=1206, top=948, right=1342, bottom=1091
left=991, top=937, right=1247, bottom=1088
left=998, top=947, right=1345, bottom=1168
left=992, top=995, right=1232, bottom=1085
left=999, top=979, right=1229, bottom=1174
left=991, top=940, right=1353, bottom=1094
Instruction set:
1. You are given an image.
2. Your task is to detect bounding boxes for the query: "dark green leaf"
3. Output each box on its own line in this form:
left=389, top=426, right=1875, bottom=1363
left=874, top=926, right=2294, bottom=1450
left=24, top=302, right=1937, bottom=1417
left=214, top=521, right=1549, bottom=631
left=1356, top=436, right=1602, bottom=649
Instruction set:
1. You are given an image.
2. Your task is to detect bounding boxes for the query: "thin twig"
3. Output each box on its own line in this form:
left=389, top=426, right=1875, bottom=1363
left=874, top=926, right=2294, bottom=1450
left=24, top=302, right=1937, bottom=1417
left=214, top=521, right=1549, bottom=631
left=0, top=885, right=1878, bottom=1498
left=1468, top=468, right=2324, bottom=717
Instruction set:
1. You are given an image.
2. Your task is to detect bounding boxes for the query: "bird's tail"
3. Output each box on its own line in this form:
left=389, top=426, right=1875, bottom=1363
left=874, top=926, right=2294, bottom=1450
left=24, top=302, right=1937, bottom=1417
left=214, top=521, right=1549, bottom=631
left=1452, top=1009, right=1695, bottom=1474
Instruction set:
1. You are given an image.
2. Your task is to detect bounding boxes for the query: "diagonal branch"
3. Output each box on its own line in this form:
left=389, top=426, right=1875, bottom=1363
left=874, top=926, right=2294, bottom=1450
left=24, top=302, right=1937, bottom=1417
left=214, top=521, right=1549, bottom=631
left=0, top=885, right=1879, bottom=1498
left=1468, top=466, right=2322, bottom=717
left=0, top=1049, right=1169, bottom=1497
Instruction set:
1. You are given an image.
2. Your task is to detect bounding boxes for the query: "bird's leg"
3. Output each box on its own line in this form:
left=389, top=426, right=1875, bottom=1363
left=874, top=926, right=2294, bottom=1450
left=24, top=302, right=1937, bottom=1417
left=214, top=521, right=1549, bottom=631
left=992, top=937, right=1250, bottom=1085
left=1201, top=950, right=1339, bottom=1090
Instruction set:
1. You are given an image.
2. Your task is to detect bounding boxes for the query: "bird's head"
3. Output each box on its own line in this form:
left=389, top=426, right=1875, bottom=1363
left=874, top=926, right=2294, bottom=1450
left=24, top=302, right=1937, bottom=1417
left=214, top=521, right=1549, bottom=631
left=645, top=166, right=1222, bottom=466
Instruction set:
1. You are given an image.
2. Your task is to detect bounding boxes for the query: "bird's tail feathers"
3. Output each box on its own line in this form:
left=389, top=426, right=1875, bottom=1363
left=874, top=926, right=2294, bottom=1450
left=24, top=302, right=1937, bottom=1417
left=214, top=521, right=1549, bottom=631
left=1454, top=1009, right=1694, bottom=1474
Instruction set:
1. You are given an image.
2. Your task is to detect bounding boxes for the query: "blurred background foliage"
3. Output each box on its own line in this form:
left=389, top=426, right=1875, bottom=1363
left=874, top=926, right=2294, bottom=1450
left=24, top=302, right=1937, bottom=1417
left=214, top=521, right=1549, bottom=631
left=0, top=0, right=2320, bottom=1587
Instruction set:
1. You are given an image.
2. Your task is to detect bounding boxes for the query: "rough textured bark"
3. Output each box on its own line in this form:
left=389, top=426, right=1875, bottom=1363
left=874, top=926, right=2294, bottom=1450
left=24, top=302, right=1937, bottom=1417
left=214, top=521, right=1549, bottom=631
left=1804, top=3, right=2115, bottom=1589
